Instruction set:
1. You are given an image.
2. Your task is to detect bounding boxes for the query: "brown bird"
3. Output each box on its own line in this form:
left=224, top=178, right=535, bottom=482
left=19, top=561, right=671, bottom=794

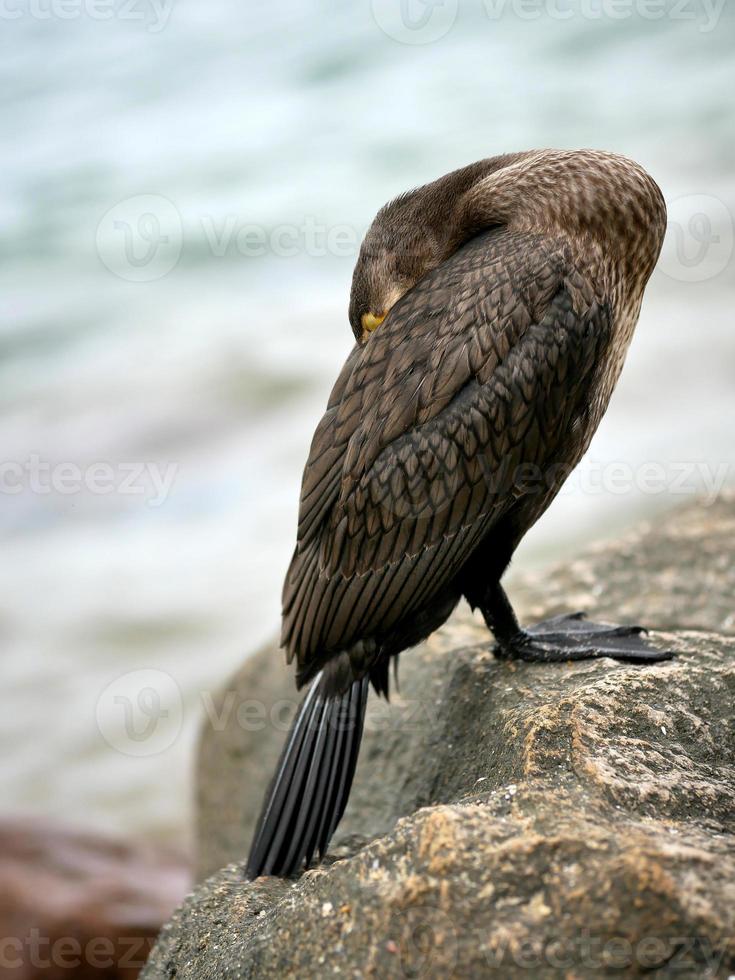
left=246, top=149, right=671, bottom=879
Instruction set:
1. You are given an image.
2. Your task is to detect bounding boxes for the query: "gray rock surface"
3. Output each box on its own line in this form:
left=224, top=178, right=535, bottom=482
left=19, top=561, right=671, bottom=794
left=143, top=494, right=735, bottom=979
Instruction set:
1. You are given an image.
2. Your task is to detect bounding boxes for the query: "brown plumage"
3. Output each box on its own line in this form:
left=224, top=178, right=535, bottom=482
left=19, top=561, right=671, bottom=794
left=246, top=149, right=671, bottom=879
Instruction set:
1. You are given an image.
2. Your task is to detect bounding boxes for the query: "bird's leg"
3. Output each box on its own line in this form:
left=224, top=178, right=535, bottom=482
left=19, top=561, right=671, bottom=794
left=477, top=581, right=674, bottom=664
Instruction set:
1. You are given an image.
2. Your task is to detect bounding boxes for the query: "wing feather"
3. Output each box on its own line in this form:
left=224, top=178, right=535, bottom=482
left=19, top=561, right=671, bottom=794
left=282, top=227, right=611, bottom=680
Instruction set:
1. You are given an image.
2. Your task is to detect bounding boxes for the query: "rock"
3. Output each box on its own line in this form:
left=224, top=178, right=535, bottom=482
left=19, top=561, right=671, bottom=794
left=195, top=493, right=735, bottom=882
left=145, top=494, right=735, bottom=978
left=0, top=819, right=190, bottom=979
left=511, top=492, right=735, bottom=636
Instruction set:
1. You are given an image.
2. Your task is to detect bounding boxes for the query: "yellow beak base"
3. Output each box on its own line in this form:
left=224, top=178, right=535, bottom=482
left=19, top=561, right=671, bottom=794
left=360, top=311, right=386, bottom=343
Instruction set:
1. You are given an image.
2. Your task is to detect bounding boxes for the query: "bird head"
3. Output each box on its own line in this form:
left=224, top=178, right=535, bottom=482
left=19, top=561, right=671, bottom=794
left=348, top=155, right=534, bottom=344
left=348, top=190, right=445, bottom=345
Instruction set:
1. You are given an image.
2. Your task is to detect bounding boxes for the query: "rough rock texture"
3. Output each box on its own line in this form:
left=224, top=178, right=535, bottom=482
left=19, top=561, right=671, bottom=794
left=195, top=493, right=735, bottom=883
left=144, top=494, right=735, bottom=979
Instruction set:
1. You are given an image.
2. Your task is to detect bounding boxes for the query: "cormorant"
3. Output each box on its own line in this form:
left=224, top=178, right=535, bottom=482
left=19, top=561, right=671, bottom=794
left=246, top=149, right=671, bottom=879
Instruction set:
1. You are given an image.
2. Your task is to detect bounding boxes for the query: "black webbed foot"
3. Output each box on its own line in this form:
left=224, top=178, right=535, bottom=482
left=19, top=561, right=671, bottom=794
left=495, top=612, right=674, bottom=664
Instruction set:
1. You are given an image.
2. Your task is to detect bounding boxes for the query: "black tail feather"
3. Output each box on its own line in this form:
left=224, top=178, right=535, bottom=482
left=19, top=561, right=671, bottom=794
left=310, top=701, right=346, bottom=863
left=247, top=679, right=321, bottom=877
left=245, top=672, right=370, bottom=879
left=325, top=677, right=369, bottom=845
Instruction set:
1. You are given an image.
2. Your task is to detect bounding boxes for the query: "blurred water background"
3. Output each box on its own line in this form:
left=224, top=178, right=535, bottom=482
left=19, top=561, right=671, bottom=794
left=1, top=0, right=733, bottom=850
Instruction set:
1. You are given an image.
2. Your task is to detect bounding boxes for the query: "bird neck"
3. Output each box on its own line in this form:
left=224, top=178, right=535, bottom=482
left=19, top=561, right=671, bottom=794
left=446, top=149, right=667, bottom=294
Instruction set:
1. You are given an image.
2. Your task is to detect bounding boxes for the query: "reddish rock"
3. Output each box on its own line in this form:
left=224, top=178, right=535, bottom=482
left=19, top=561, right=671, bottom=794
left=0, top=820, right=190, bottom=979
